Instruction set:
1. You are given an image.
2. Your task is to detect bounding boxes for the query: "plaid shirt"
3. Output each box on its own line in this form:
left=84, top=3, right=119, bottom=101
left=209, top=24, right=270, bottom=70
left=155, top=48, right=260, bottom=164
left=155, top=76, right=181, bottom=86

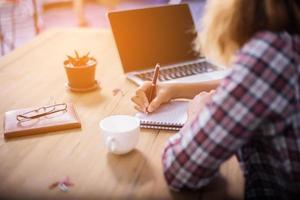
left=162, top=31, right=300, bottom=199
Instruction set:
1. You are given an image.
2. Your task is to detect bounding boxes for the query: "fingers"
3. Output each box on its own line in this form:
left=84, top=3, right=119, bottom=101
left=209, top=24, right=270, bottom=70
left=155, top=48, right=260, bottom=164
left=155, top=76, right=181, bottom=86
left=131, top=82, right=153, bottom=113
left=132, top=92, right=150, bottom=113
left=131, top=96, right=147, bottom=113
left=132, top=81, right=172, bottom=113
left=194, top=92, right=206, bottom=100
left=209, top=90, right=216, bottom=95
left=195, top=91, right=212, bottom=99
left=131, top=96, right=144, bottom=107
left=147, top=96, right=164, bottom=113
left=192, top=91, right=215, bottom=107
left=136, top=90, right=149, bottom=107
left=137, top=81, right=152, bottom=92
left=134, top=105, right=144, bottom=113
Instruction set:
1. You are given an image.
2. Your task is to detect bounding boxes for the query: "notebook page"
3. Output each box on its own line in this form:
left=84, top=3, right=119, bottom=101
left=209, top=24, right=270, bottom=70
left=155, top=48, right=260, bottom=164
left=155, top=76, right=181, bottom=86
left=136, top=101, right=188, bottom=126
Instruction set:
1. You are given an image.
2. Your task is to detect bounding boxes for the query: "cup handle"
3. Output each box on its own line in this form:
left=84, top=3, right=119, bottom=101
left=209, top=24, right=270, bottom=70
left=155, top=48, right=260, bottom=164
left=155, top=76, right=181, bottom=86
left=106, top=136, right=117, bottom=153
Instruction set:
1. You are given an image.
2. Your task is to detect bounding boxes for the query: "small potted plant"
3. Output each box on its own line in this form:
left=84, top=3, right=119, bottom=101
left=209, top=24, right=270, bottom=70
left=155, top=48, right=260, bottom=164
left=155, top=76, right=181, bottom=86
left=64, top=51, right=98, bottom=91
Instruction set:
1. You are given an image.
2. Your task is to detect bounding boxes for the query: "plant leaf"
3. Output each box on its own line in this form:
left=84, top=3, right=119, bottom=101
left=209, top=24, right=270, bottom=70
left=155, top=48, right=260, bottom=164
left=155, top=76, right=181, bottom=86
left=75, top=50, right=79, bottom=59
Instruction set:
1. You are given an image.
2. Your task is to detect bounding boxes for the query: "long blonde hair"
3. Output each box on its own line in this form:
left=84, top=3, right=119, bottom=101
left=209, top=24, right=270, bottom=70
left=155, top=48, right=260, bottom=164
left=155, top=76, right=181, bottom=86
left=196, top=0, right=300, bottom=65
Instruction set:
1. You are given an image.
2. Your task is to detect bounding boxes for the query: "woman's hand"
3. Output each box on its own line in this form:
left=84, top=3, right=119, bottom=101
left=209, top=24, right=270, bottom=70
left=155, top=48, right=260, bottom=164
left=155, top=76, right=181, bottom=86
left=187, top=90, right=215, bottom=122
left=131, top=81, right=175, bottom=113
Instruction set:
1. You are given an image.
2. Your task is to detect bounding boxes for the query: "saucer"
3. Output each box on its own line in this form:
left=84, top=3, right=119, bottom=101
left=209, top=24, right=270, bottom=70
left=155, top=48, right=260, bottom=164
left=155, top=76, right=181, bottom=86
left=65, top=80, right=100, bottom=92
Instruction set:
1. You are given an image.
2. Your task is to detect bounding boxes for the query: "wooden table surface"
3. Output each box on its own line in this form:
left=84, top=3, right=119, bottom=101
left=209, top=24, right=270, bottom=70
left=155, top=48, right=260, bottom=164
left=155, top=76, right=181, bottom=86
left=0, top=28, right=244, bottom=199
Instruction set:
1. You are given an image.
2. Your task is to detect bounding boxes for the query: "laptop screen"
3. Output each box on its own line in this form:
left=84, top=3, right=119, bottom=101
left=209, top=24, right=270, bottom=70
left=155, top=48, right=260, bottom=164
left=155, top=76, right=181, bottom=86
left=108, top=4, right=199, bottom=73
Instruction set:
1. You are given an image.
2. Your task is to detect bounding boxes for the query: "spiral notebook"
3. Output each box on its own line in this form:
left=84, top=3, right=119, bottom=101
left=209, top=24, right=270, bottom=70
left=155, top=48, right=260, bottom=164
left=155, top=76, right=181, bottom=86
left=136, top=100, right=188, bottom=131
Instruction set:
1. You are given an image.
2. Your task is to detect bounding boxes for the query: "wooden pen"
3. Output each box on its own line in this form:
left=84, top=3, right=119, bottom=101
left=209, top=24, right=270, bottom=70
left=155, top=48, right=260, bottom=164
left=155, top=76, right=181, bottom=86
left=147, top=63, right=160, bottom=111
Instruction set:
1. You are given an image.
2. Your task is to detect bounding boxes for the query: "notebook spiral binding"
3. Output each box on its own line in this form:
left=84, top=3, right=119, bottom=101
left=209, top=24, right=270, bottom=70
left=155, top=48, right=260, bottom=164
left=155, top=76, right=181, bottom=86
left=140, top=124, right=181, bottom=131
left=140, top=120, right=183, bottom=131
left=140, top=120, right=182, bottom=126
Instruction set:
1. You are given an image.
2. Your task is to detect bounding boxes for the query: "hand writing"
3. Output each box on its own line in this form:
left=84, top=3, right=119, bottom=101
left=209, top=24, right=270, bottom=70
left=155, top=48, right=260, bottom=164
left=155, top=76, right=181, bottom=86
left=131, top=81, right=175, bottom=113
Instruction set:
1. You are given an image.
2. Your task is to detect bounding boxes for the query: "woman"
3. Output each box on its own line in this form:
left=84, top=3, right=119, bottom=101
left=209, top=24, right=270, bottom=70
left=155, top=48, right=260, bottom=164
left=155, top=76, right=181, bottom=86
left=131, top=0, right=300, bottom=199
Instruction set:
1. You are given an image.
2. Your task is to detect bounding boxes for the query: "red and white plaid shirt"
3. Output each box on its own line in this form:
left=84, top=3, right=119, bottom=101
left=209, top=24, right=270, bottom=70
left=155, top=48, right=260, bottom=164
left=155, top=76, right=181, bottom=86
left=162, top=31, right=300, bottom=199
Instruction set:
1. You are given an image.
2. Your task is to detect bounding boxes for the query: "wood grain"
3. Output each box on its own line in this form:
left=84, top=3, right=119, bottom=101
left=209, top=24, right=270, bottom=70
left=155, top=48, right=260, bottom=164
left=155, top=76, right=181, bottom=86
left=0, top=28, right=244, bottom=199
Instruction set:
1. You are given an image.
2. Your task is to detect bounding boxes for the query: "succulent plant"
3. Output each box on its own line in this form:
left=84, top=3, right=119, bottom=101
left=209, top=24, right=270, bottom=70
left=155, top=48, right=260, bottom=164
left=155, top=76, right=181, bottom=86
left=66, top=51, right=93, bottom=67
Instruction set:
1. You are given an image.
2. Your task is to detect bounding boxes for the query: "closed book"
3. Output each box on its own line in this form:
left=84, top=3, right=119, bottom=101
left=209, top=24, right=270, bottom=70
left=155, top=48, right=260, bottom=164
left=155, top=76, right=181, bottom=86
left=3, top=103, right=81, bottom=139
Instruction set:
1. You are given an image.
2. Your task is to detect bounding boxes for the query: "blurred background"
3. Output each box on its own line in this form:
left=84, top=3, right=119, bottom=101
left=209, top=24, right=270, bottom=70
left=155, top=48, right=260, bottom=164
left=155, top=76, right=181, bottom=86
left=0, top=0, right=205, bottom=56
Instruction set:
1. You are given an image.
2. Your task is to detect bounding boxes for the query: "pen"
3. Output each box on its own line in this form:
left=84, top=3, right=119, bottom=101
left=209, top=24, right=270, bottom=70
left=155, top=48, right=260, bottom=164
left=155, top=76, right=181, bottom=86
left=147, top=63, right=160, bottom=110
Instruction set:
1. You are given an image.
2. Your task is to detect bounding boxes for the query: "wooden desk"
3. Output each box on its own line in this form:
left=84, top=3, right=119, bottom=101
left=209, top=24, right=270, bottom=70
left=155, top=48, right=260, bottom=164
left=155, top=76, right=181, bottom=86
left=0, top=28, right=244, bottom=199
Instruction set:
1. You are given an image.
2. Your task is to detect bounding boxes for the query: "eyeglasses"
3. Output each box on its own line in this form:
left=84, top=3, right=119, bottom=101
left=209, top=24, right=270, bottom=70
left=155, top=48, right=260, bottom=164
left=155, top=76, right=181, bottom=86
left=16, top=103, right=68, bottom=122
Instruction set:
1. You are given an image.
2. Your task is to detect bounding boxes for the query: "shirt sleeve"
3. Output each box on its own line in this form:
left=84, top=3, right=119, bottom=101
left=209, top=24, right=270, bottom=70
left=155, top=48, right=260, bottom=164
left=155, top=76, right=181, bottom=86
left=162, top=32, right=292, bottom=191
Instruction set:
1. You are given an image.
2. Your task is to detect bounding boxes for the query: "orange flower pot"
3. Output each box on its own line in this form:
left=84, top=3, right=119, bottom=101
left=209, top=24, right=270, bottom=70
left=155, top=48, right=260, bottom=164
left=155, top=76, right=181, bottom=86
left=64, top=58, right=97, bottom=91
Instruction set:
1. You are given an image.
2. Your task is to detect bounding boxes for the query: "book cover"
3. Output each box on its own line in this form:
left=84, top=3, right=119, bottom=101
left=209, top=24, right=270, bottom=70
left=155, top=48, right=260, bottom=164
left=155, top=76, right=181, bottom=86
left=3, top=103, right=81, bottom=139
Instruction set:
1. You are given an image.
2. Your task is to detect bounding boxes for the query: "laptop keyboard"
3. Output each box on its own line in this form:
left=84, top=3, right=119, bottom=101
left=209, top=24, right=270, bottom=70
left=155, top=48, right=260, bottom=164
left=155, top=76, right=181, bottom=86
left=136, top=61, right=218, bottom=81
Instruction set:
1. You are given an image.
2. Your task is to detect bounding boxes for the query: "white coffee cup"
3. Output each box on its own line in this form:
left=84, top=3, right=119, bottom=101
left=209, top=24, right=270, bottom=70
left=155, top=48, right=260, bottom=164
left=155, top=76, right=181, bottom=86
left=99, top=115, right=140, bottom=155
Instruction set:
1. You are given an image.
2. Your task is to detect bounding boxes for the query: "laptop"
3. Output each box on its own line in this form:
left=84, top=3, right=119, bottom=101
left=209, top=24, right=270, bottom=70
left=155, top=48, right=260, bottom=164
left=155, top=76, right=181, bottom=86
left=108, top=4, right=230, bottom=85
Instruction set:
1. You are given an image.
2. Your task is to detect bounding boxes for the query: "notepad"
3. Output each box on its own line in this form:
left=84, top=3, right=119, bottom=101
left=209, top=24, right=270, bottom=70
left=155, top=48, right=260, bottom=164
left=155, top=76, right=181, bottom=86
left=136, top=100, right=188, bottom=131
left=3, top=103, right=81, bottom=139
